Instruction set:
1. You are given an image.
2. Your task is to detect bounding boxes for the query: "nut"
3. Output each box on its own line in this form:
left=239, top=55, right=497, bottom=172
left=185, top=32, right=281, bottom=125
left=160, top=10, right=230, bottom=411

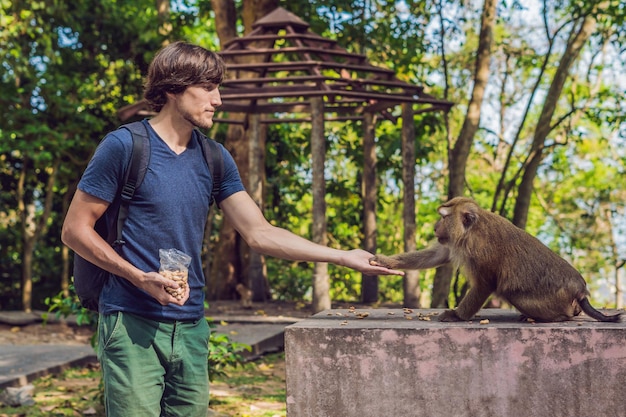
left=161, top=269, right=188, bottom=300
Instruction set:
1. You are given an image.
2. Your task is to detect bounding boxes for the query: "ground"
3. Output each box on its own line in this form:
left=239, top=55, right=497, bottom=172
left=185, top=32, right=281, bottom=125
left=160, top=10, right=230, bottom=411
left=0, top=301, right=301, bottom=417
left=0, top=321, right=94, bottom=346
left=0, top=300, right=364, bottom=417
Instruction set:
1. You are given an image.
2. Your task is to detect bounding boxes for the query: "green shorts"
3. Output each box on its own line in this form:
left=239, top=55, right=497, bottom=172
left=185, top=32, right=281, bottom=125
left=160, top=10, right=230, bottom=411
left=98, top=311, right=210, bottom=417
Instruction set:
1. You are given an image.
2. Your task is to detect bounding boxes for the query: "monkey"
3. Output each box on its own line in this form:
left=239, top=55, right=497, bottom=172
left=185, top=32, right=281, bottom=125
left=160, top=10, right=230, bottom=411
left=370, top=197, right=621, bottom=323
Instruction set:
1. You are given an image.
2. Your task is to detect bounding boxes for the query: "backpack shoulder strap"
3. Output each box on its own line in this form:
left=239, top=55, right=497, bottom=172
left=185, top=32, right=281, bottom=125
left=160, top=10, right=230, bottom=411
left=195, top=129, right=224, bottom=206
left=113, top=121, right=151, bottom=245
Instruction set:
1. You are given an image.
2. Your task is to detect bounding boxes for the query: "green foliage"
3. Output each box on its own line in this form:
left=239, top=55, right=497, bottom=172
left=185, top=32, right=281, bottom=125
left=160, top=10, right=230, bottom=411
left=261, top=115, right=445, bottom=304
left=44, top=287, right=98, bottom=329
left=207, top=329, right=252, bottom=381
left=2, top=0, right=626, bottom=310
left=266, top=259, right=313, bottom=301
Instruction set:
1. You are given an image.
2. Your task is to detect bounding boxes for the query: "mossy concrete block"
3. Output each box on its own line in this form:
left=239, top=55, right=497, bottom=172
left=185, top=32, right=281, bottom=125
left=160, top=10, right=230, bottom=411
left=285, top=308, right=626, bottom=417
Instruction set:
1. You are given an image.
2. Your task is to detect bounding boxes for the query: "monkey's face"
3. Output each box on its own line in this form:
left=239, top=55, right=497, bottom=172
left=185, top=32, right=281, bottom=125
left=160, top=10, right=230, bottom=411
left=434, top=204, right=456, bottom=244
left=434, top=219, right=449, bottom=244
left=435, top=200, right=479, bottom=246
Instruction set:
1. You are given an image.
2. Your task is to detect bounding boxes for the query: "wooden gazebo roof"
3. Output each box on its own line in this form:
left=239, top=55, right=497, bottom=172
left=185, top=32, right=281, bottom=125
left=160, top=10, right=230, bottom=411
left=118, top=7, right=452, bottom=124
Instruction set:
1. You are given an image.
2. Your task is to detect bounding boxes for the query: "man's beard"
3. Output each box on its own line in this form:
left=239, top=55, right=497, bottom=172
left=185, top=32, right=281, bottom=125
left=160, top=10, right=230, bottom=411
left=181, top=108, right=213, bottom=130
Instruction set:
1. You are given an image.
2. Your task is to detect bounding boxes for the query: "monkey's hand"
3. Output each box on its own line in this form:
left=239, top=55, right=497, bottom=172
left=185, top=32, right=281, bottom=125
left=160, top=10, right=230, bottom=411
left=369, top=254, right=400, bottom=269
left=438, top=310, right=463, bottom=322
left=342, top=250, right=404, bottom=276
left=370, top=246, right=451, bottom=270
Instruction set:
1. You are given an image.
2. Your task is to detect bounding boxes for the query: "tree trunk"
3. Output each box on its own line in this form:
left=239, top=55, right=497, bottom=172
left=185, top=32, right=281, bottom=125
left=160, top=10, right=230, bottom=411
left=361, top=112, right=378, bottom=304
left=211, top=0, right=238, bottom=43
left=21, top=212, right=35, bottom=313
left=209, top=0, right=278, bottom=300
left=310, top=97, right=329, bottom=313
left=401, top=103, right=420, bottom=308
left=513, top=9, right=599, bottom=228
left=431, top=0, right=497, bottom=308
left=18, top=158, right=58, bottom=311
left=241, top=0, right=277, bottom=34
left=610, top=207, right=624, bottom=308
left=61, top=182, right=77, bottom=298
left=616, top=264, right=624, bottom=309
left=203, top=205, right=217, bottom=299
left=211, top=124, right=247, bottom=300
left=248, top=113, right=271, bottom=301
left=447, top=0, right=496, bottom=199
left=156, top=0, right=172, bottom=38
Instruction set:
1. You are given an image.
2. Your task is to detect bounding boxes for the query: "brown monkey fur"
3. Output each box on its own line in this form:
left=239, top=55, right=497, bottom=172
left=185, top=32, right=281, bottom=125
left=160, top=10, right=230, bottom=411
left=370, top=197, right=621, bottom=323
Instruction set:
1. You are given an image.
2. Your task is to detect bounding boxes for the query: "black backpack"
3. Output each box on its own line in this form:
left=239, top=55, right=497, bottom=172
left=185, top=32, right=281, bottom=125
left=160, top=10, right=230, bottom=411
left=72, top=121, right=223, bottom=311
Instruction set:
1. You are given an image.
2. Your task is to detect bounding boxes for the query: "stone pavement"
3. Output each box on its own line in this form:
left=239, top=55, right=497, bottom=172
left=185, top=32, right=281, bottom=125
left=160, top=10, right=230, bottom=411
left=0, top=344, right=97, bottom=388
left=0, top=310, right=301, bottom=389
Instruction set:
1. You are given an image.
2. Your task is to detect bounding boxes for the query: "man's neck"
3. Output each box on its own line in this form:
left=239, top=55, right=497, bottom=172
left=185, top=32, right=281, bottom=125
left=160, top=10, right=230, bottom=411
left=148, top=111, right=194, bottom=154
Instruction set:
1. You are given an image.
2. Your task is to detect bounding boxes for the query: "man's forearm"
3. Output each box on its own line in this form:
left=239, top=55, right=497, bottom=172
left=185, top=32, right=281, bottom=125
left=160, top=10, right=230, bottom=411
left=245, top=225, right=344, bottom=265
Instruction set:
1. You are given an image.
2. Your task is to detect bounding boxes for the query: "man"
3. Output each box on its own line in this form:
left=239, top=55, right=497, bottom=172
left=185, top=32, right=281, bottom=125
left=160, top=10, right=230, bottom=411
left=61, top=41, right=402, bottom=417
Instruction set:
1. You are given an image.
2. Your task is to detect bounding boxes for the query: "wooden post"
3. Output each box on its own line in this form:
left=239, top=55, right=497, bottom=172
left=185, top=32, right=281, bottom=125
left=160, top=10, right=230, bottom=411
left=361, top=111, right=378, bottom=303
left=401, top=103, right=420, bottom=308
left=311, top=97, right=330, bottom=313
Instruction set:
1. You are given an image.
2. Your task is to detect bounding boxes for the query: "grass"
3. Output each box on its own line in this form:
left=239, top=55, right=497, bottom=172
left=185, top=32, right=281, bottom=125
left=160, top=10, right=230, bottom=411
left=0, top=365, right=104, bottom=417
left=209, top=352, right=287, bottom=417
left=0, top=353, right=286, bottom=417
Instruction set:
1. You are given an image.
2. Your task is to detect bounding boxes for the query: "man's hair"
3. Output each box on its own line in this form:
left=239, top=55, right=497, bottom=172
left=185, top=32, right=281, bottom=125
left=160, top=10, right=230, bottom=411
left=143, top=41, right=225, bottom=112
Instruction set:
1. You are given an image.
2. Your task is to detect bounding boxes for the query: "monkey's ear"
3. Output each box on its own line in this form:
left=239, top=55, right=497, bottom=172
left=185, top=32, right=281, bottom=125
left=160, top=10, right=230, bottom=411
left=439, top=206, right=452, bottom=217
left=461, top=211, right=479, bottom=228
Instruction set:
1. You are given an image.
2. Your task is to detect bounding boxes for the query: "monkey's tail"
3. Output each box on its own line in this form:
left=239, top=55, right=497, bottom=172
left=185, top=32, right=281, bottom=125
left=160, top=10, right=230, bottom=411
left=579, top=297, right=622, bottom=322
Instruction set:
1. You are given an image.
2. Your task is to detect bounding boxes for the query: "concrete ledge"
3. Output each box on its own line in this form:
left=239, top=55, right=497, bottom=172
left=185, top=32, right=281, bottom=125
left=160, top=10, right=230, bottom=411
left=285, top=308, right=626, bottom=417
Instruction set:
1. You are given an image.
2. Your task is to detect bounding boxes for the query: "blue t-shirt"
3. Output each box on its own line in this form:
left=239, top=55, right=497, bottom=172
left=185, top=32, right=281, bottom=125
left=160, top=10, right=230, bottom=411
left=78, top=119, right=245, bottom=321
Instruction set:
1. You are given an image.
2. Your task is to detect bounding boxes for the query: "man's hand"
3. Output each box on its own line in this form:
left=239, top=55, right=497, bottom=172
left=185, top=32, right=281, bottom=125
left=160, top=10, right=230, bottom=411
left=136, top=271, right=190, bottom=306
left=341, top=249, right=405, bottom=276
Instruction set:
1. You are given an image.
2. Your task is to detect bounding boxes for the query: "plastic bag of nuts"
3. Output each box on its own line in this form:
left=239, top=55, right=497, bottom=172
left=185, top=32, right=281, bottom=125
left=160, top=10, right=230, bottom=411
left=159, top=248, right=192, bottom=300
